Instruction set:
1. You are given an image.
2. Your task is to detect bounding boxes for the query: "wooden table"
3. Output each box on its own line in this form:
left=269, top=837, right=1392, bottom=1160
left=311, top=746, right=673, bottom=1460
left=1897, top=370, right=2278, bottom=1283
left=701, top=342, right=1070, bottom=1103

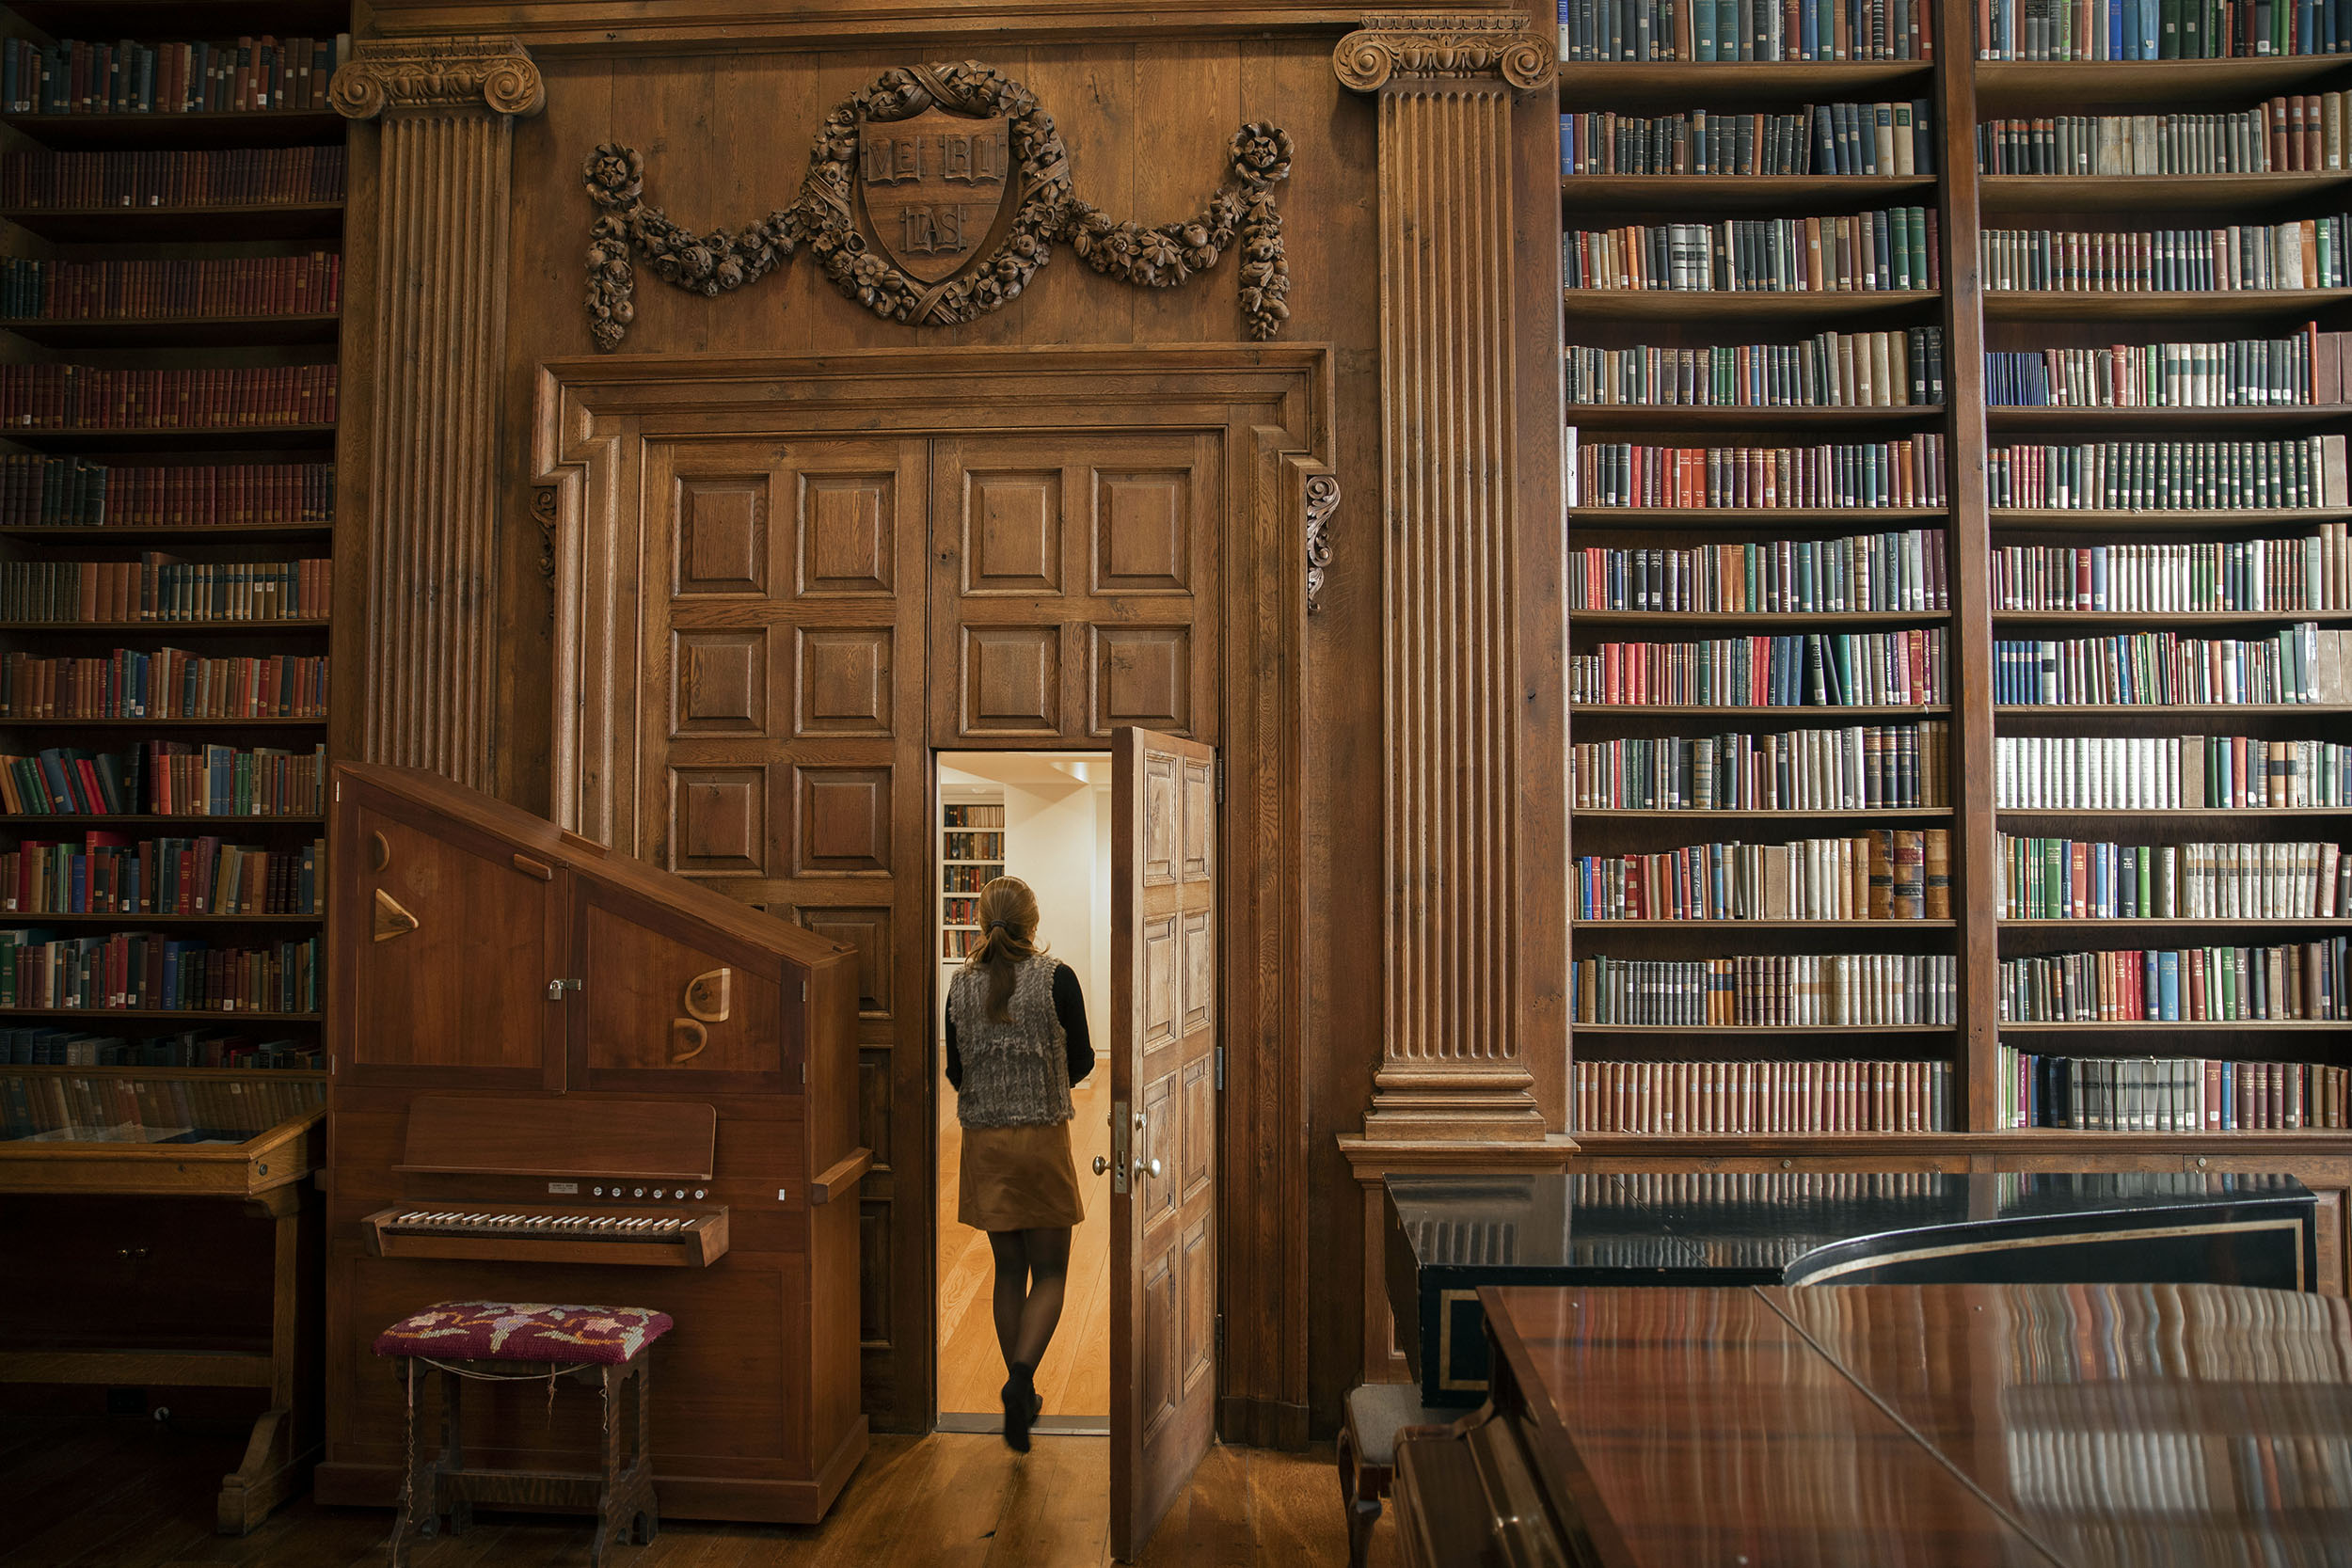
left=1394, top=1280, right=2352, bottom=1567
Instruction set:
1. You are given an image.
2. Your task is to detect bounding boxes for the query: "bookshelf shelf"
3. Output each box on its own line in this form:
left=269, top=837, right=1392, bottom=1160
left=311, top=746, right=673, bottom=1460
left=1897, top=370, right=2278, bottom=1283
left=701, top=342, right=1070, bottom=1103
left=0, top=424, right=337, bottom=453
left=0, top=912, right=320, bottom=925
left=1566, top=404, right=1946, bottom=431
left=0, top=816, right=322, bottom=827
left=0, top=717, right=325, bottom=729
left=1578, top=807, right=1954, bottom=819
left=1572, top=610, right=1950, bottom=626
left=0, top=313, right=341, bottom=349
left=1973, top=57, right=2352, bottom=113
left=0, top=110, right=345, bottom=150
left=1988, top=508, right=2352, bottom=531
left=1573, top=703, right=1951, bottom=717
left=1561, top=174, right=1938, bottom=211
left=1564, top=289, right=1941, bottom=322
left=1994, top=705, right=2352, bottom=716
left=0, top=620, right=329, bottom=633
left=1982, top=289, right=2352, bottom=321
left=4, top=1, right=351, bottom=31
left=0, top=525, right=331, bottom=545
left=1998, top=1020, right=2350, bottom=1032
left=0, top=1006, right=318, bottom=1022
left=0, top=204, right=343, bottom=243
left=1990, top=610, right=2352, bottom=626
left=1996, top=808, right=2352, bottom=818
left=1986, top=406, right=2352, bottom=433
left=1978, top=172, right=2352, bottom=214
left=1571, top=1023, right=1956, bottom=1035
left=1998, top=918, right=2352, bottom=930
left=1570, top=506, right=1948, bottom=524
left=1573, top=918, right=1958, bottom=928
left=1557, top=62, right=1935, bottom=101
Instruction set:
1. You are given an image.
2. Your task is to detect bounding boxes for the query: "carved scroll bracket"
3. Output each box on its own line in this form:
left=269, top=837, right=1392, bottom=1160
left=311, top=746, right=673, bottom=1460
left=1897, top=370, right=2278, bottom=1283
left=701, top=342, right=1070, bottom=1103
left=329, top=35, right=546, bottom=120
left=1331, top=12, right=1558, bottom=92
left=1304, top=472, right=1338, bottom=613
left=530, top=484, right=559, bottom=622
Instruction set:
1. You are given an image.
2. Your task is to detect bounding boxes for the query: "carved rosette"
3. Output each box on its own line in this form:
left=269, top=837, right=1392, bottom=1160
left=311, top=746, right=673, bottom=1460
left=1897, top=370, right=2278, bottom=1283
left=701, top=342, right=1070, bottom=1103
left=1304, top=473, right=1338, bottom=613
left=329, top=36, right=546, bottom=120
left=581, top=62, right=1293, bottom=347
left=1332, top=13, right=1558, bottom=92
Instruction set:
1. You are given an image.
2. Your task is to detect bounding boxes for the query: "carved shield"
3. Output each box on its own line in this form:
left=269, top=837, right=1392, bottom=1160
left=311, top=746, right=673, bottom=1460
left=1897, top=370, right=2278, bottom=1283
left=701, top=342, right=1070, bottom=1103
left=857, top=108, right=1013, bottom=284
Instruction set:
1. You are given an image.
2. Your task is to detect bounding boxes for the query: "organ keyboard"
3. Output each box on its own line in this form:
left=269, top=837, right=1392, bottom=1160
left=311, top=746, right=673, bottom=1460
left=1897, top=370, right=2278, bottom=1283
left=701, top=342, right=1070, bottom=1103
left=361, top=1203, right=730, bottom=1267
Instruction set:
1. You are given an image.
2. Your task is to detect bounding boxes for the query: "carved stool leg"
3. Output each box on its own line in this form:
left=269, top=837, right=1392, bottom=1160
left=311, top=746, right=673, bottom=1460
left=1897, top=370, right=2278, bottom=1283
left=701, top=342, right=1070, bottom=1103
left=1336, top=1425, right=1381, bottom=1568
left=440, top=1363, right=471, bottom=1536
left=388, top=1359, right=421, bottom=1568
left=588, top=1364, right=623, bottom=1568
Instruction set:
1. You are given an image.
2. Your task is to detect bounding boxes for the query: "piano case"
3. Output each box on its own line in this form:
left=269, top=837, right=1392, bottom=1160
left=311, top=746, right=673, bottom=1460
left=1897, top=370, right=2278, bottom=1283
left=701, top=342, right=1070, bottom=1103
left=313, top=763, right=869, bottom=1524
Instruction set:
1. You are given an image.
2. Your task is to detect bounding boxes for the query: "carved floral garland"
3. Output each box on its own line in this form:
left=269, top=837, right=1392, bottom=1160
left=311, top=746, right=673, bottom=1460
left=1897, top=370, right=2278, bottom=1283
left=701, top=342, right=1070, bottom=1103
left=583, top=62, right=1292, bottom=347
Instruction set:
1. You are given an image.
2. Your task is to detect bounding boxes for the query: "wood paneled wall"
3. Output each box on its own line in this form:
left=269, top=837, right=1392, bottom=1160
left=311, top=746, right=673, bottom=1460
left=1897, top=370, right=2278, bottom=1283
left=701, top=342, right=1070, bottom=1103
left=331, top=3, right=1566, bottom=1439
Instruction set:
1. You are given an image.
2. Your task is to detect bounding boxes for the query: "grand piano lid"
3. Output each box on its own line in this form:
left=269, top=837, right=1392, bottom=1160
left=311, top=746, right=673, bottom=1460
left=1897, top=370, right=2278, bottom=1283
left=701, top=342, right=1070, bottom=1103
left=1386, top=1169, right=2318, bottom=1277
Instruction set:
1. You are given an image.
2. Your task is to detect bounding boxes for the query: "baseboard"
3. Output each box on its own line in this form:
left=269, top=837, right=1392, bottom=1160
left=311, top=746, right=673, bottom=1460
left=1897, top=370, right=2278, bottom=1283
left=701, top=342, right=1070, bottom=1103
left=1217, top=1395, right=1312, bottom=1450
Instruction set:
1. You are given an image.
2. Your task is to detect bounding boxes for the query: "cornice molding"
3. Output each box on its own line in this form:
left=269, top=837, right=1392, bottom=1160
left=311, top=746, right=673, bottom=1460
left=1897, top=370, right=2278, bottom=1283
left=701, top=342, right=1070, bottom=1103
left=330, top=36, right=547, bottom=119
left=1331, top=12, right=1557, bottom=91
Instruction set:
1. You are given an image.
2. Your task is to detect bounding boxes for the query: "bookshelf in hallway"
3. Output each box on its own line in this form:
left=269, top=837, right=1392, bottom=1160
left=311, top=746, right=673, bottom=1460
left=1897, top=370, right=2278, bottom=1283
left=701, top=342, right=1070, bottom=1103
left=0, top=7, right=344, bottom=1082
left=1556, top=0, right=2352, bottom=1271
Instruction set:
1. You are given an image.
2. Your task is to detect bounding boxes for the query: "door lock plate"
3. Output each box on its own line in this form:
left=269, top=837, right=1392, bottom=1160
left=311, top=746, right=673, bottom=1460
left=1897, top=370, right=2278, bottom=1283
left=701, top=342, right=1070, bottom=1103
left=1110, top=1098, right=1130, bottom=1195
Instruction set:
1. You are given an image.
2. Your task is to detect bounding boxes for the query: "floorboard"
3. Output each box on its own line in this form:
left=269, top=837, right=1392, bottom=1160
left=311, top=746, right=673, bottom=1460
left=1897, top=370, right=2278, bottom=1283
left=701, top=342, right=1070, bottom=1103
left=0, top=1418, right=1381, bottom=1568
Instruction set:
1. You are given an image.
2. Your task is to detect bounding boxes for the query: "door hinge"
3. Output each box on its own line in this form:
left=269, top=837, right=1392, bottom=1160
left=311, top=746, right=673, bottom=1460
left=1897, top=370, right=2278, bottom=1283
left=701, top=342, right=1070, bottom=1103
left=1215, top=758, right=1224, bottom=805
left=801, top=980, right=808, bottom=1005
left=1215, top=1046, right=1225, bottom=1091
left=1215, top=1313, right=1225, bottom=1361
left=545, top=977, right=583, bottom=1001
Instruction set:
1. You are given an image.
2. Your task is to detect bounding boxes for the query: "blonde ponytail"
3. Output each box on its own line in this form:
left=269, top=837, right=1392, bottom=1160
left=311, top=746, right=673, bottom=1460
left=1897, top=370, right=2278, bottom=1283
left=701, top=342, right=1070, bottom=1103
left=966, top=876, right=1046, bottom=1022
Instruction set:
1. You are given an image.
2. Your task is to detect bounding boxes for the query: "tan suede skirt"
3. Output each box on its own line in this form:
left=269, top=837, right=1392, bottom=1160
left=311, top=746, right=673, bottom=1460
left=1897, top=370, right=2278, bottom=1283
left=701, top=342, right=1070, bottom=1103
left=958, top=1119, right=1086, bottom=1232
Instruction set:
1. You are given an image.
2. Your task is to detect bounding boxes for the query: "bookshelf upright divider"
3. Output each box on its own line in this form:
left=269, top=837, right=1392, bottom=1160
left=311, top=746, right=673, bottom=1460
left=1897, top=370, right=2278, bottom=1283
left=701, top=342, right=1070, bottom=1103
left=0, top=13, right=344, bottom=1077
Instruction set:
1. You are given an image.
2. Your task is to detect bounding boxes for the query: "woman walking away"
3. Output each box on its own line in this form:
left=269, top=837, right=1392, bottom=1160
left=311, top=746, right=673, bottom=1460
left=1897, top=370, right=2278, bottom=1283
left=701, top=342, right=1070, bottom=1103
left=945, top=875, right=1094, bottom=1452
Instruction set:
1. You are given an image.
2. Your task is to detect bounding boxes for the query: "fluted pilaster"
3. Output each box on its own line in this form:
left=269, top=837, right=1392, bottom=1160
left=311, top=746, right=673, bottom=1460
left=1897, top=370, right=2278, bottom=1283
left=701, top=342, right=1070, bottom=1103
left=1338, top=14, right=1556, bottom=1140
left=334, top=38, right=543, bottom=787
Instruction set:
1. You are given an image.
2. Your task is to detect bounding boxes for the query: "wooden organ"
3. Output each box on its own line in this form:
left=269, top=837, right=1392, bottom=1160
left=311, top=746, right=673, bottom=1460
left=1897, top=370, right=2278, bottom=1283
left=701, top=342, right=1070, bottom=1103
left=313, top=764, right=869, bottom=1524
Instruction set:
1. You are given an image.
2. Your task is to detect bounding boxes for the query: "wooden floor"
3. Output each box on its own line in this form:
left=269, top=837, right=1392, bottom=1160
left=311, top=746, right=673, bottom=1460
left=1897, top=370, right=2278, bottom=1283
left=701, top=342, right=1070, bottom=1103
left=937, top=1067, right=1113, bottom=1420
left=0, top=1415, right=1383, bottom=1568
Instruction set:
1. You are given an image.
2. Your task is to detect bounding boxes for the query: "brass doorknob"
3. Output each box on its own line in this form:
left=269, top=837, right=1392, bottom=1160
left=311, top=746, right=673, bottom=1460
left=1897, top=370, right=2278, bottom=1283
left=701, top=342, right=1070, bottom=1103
left=1134, top=1157, right=1161, bottom=1179
left=1092, top=1155, right=1111, bottom=1176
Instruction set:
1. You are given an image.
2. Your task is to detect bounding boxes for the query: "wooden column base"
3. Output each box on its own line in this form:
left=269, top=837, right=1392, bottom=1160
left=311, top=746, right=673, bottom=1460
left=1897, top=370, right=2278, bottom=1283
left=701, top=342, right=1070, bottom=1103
left=1337, top=1134, right=1577, bottom=1385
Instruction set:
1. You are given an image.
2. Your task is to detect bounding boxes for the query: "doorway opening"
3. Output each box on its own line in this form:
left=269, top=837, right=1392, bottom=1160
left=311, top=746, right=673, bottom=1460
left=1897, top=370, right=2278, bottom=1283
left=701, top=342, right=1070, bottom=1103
left=933, top=750, right=1114, bottom=1436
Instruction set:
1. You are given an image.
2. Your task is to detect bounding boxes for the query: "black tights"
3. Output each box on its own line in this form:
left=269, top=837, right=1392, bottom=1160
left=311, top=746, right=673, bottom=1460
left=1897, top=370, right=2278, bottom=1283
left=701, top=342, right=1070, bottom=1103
left=987, top=1226, right=1072, bottom=1377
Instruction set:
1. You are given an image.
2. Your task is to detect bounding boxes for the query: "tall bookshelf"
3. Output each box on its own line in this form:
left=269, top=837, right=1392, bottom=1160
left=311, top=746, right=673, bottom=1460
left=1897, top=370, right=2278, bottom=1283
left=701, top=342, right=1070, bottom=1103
left=1558, top=0, right=2352, bottom=1263
left=940, top=792, right=1006, bottom=964
left=0, top=6, right=344, bottom=1089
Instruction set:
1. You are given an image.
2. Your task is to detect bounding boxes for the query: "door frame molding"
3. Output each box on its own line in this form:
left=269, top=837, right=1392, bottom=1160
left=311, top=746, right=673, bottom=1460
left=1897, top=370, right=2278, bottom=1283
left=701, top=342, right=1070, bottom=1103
left=533, top=345, right=1329, bottom=1442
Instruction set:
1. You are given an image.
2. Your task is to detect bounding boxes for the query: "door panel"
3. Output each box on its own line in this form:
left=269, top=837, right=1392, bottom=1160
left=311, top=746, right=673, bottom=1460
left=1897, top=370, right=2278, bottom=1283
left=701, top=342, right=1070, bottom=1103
left=1112, top=725, right=1218, bottom=1561
left=641, top=435, right=933, bottom=1432
left=931, top=435, right=1220, bottom=749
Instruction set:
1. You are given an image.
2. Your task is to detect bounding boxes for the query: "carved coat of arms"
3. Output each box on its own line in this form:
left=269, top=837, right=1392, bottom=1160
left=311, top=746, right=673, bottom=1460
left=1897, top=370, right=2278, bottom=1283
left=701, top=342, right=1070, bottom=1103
left=856, top=107, right=1011, bottom=283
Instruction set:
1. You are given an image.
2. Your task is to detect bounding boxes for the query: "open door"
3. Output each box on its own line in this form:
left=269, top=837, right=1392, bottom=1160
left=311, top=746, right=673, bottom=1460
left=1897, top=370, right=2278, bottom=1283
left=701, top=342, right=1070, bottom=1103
left=1109, top=726, right=1218, bottom=1560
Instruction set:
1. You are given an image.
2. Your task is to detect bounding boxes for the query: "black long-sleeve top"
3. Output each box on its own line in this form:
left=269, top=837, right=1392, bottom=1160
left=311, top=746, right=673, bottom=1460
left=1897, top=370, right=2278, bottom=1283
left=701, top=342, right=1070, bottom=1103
left=945, top=960, right=1094, bottom=1094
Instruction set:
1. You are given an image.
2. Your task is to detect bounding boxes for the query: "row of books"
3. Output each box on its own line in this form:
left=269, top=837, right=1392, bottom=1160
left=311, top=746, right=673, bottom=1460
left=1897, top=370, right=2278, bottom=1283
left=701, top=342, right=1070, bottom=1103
left=1570, top=952, right=1959, bottom=1024
left=1567, top=436, right=1949, bottom=509
left=0, top=557, right=331, bottom=625
left=0, top=1028, right=315, bottom=1070
left=1565, top=328, right=1945, bottom=408
left=1998, top=1049, right=2343, bottom=1130
left=1565, top=208, right=1940, bottom=293
left=1573, top=629, right=1949, bottom=706
left=941, top=802, right=1006, bottom=827
left=1976, top=99, right=2350, bottom=174
left=1561, top=102, right=1936, bottom=175
left=941, top=863, right=1002, bottom=894
left=1990, top=534, right=2352, bottom=614
left=4, top=833, right=323, bottom=917
left=0, top=650, right=328, bottom=721
left=1997, top=734, right=2352, bottom=810
left=0, top=742, right=325, bottom=817
left=1557, top=0, right=1934, bottom=59
left=1570, top=529, right=1950, bottom=613
left=0, top=147, right=345, bottom=210
left=0, top=458, right=332, bottom=531
left=0, top=36, right=349, bottom=116
left=0, top=254, right=341, bottom=323
left=0, top=364, right=335, bottom=432
left=941, top=831, right=1002, bottom=861
left=1578, top=1171, right=1947, bottom=1204
left=0, top=931, right=319, bottom=1014
left=1985, top=330, right=2349, bottom=407
left=1979, top=219, right=2352, bottom=293
left=1574, top=1059, right=1953, bottom=1135
left=1984, top=436, right=2347, bottom=511
left=1975, top=0, right=2351, bottom=57
left=2000, top=941, right=2352, bottom=1021
left=1995, top=834, right=2352, bottom=919
left=1575, top=828, right=1955, bottom=919
left=1572, top=721, right=1951, bottom=811
left=1, top=1068, right=320, bottom=1144
left=1993, top=626, right=2352, bottom=705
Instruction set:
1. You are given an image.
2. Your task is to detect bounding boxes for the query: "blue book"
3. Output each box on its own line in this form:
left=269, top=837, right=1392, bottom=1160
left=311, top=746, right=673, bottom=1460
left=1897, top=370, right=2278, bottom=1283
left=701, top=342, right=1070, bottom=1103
left=1802, top=0, right=1820, bottom=55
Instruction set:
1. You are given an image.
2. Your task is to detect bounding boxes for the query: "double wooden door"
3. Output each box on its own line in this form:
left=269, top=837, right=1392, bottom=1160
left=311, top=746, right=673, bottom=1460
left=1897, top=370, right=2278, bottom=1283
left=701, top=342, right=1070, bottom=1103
left=634, top=430, right=1221, bottom=1493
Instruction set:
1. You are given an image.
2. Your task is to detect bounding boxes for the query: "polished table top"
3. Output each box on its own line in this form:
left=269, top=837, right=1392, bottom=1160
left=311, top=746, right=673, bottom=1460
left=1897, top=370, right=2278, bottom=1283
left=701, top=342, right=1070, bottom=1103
left=1475, top=1280, right=2352, bottom=1567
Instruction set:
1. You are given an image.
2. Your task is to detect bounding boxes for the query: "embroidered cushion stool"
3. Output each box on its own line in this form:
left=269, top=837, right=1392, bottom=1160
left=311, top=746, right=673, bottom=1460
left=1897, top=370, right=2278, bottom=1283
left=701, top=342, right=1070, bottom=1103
left=373, top=1300, right=671, bottom=1568
left=1335, top=1383, right=1458, bottom=1568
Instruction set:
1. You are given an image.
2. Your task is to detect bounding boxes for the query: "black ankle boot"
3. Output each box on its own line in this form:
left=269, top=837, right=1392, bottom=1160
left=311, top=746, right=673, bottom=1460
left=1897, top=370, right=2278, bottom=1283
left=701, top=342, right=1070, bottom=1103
left=1002, top=1363, right=1037, bottom=1452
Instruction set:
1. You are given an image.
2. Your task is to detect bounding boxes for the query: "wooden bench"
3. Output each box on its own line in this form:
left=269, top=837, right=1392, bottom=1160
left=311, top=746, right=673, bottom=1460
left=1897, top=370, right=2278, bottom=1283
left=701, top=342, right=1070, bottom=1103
left=373, top=1300, right=668, bottom=1568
